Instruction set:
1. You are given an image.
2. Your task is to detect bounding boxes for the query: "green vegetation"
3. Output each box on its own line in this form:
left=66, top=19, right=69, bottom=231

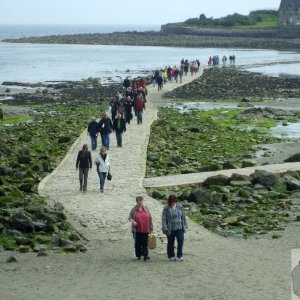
left=177, top=9, right=279, bottom=30
left=0, top=115, right=32, bottom=126
left=146, top=107, right=281, bottom=177
left=0, top=104, right=103, bottom=251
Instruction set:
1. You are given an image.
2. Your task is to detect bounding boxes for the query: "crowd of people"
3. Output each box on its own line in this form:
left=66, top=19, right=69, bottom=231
left=74, top=72, right=191, bottom=262
left=151, top=58, right=201, bottom=91
left=208, top=54, right=236, bottom=66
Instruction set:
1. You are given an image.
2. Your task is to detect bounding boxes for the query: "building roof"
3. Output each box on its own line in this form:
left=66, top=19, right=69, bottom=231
left=279, top=0, right=300, bottom=11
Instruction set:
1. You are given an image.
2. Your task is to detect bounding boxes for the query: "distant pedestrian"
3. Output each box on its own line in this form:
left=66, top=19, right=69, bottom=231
left=162, top=195, right=188, bottom=261
left=129, top=196, right=153, bottom=261
left=135, top=95, right=145, bottom=125
left=113, top=113, right=126, bottom=147
left=98, top=113, right=113, bottom=150
left=76, top=144, right=92, bottom=192
left=95, top=146, right=110, bottom=193
left=87, top=117, right=99, bottom=151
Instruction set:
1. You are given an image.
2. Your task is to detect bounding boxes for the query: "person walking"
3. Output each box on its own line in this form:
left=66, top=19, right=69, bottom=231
left=95, top=146, right=110, bottom=193
left=113, top=113, right=126, bottom=147
left=87, top=117, right=99, bottom=151
left=129, top=196, right=153, bottom=261
left=98, top=113, right=113, bottom=150
left=135, top=95, right=145, bottom=125
left=76, top=144, right=92, bottom=192
left=162, top=195, right=188, bottom=261
left=124, top=96, right=133, bottom=124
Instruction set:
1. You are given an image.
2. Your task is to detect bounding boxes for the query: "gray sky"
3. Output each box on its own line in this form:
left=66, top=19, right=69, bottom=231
left=1, top=0, right=281, bottom=25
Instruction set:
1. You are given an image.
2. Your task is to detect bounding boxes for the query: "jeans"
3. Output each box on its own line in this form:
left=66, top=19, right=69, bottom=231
left=136, top=110, right=143, bottom=124
left=102, top=133, right=110, bottom=149
left=90, top=135, right=97, bottom=151
left=167, top=229, right=184, bottom=258
left=97, top=171, right=107, bottom=191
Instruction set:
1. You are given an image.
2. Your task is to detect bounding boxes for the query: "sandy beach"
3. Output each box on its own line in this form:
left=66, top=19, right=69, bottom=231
left=1, top=71, right=300, bottom=300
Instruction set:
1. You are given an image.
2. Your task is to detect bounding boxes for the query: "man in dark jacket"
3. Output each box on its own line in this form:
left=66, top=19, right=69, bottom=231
left=87, top=117, right=99, bottom=151
left=113, top=113, right=126, bottom=147
left=98, top=113, right=113, bottom=150
left=76, top=144, right=92, bottom=192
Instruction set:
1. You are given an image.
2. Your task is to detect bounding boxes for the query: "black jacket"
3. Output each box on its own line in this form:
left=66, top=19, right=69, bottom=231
left=113, top=118, right=126, bottom=133
left=76, top=150, right=92, bottom=169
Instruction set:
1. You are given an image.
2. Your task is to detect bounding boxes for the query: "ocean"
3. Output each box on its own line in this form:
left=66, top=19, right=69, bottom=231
left=0, top=24, right=300, bottom=84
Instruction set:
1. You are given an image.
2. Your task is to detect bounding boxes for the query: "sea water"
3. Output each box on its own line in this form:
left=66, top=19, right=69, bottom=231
left=0, top=24, right=300, bottom=84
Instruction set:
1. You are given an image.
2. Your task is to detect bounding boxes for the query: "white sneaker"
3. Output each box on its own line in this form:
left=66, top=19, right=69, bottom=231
left=168, top=257, right=176, bottom=261
left=176, top=257, right=184, bottom=261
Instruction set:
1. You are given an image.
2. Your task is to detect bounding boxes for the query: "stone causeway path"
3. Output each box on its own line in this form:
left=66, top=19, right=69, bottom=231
left=35, top=68, right=300, bottom=299
left=38, top=70, right=206, bottom=242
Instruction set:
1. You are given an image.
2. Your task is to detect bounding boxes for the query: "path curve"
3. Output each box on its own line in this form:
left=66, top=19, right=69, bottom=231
left=1, top=69, right=299, bottom=300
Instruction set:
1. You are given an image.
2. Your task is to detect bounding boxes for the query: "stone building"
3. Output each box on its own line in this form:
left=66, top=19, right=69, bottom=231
left=279, top=0, right=300, bottom=26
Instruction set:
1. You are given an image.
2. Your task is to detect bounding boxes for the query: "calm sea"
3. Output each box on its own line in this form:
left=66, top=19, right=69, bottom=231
left=0, top=24, right=300, bottom=84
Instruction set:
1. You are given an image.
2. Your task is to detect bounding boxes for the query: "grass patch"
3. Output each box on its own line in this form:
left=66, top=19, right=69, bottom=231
left=0, top=115, right=32, bottom=126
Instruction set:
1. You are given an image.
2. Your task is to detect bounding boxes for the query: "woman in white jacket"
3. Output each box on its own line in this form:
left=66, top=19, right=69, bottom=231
left=95, top=146, right=110, bottom=193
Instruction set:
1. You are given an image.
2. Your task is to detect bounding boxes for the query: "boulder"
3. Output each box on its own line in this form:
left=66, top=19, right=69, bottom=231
left=250, top=170, right=279, bottom=187
left=188, top=188, right=212, bottom=205
left=284, top=153, right=300, bottom=163
left=203, top=175, right=230, bottom=187
left=0, top=166, right=13, bottom=176
left=58, top=136, right=71, bottom=143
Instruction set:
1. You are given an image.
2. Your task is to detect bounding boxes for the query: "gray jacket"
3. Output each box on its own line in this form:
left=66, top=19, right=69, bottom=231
left=162, top=204, right=188, bottom=236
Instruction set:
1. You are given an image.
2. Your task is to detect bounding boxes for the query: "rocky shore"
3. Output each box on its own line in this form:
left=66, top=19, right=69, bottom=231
left=3, top=32, right=300, bottom=51
left=164, top=67, right=300, bottom=101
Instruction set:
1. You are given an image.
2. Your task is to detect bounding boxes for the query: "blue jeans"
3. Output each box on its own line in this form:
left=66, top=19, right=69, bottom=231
left=90, top=135, right=97, bottom=151
left=97, top=171, right=107, bottom=191
left=167, top=229, right=184, bottom=258
left=102, top=133, right=110, bottom=149
left=136, top=110, right=143, bottom=124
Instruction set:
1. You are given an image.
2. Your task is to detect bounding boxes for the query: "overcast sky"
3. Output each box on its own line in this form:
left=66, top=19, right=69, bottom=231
left=1, top=0, right=281, bottom=25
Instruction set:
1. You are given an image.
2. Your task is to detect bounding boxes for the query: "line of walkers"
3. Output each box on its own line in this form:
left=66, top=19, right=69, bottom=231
left=77, top=76, right=148, bottom=193
left=129, top=195, right=188, bottom=262
left=152, top=58, right=201, bottom=91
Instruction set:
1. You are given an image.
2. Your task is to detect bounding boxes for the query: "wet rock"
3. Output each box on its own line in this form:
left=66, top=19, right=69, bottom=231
left=250, top=170, right=279, bottom=187
left=0, top=167, right=13, bottom=176
left=58, top=136, right=71, bottom=143
left=284, top=153, right=300, bottom=163
left=6, top=255, right=17, bottom=263
left=188, top=188, right=212, bottom=205
left=37, top=251, right=49, bottom=257
left=203, top=175, right=230, bottom=187
left=17, top=155, right=32, bottom=164
left=19, top=245, right=30, bottom=253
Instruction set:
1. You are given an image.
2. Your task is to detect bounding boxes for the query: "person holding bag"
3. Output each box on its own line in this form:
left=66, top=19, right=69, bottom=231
left=162, top=195, right=188, bottom=261
left=95, top=146, right=110, bottom=193
left=129, top=196, right=153, bottom=261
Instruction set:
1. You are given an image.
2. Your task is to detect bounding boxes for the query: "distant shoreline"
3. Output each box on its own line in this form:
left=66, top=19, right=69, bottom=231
left=3, top=31, right=300, bottom=52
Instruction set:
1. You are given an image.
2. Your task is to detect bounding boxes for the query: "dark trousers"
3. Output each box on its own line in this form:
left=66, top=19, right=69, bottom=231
left=115, top=131, right=123, bottom=147
left=135, top=232, right=149, bottom=258
left=79, top=168, right=89, bottom=191
left=167, top=229, right=184, bottom=258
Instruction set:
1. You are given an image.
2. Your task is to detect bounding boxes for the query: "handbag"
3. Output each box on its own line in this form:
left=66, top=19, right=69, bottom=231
left=107, top=171, right=112, bottom=181
left=148, top=233, right=156, bottom=250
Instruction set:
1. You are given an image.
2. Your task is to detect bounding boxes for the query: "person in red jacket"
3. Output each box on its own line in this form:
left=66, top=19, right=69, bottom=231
left=129, top=196, right=153, bottom=261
